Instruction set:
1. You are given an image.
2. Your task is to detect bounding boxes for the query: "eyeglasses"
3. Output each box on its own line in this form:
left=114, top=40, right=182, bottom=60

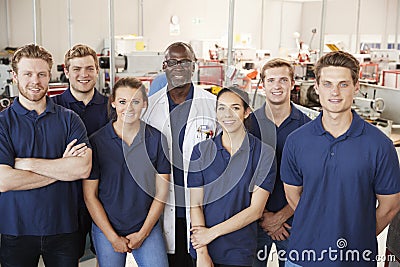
left=163, top=59, right=193, bottom=68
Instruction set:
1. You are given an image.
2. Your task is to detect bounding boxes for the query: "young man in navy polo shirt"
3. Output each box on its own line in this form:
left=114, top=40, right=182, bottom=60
left=281, top=51, right=400, bottom=267
left=246, top=58, right=311, bottom=267
left=0, top=44, right=92, bottom=267
left=52, top=44, right=109, bottom=259
left=53, top=44, right=108, bottom=137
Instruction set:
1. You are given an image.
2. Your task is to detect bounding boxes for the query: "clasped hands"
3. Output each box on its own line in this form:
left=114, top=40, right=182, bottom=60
left=110, top=232, right=147, bottom=253
left=190, top=225, right=217, bottom=250
left=259, top=210, right=291, bottom=241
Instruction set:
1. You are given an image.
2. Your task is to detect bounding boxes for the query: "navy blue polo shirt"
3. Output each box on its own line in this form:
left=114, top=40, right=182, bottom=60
left=52, top=88, right=109, bottom=136
left=0, top=97, right=89, bottom=236
left=187, top=133, right=276, bottom=266
left=168, top=84, right=194, bottom=218
left=246, top=103, right=310, bottom=221
left=281, top=110, right=400, bottom=267
left=89, top=121, right=170, bottom=236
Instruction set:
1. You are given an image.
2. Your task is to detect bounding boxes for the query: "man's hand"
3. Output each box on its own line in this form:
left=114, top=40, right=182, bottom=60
left=269, top=223, right=291, bottom=241
left=259, top=210, right=284, bottom=233
left=63, top=139, right=88, bottom=158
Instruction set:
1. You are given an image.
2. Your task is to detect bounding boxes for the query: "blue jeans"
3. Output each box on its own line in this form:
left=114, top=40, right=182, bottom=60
left=253, top=225, right=289, bottom=267
left=285, top=259, right=302, bottom=267
left=0, top=232, right=81, bottom=267
left=92, top=222, right=168, bottom=267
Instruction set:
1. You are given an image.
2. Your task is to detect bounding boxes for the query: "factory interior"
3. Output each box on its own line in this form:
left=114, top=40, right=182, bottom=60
left=1, top=0, right=400, bottom=266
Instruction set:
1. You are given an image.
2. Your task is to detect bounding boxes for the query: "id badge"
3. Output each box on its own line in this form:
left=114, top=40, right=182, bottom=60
left=197, top=125, right=214, bottom=140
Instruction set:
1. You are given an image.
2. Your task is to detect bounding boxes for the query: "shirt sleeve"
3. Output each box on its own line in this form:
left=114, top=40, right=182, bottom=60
left=67, top=111, right=90, bottom=148
left=0, top=122, right=15, bottom=167
left=187, top=144, right=204, bottom=188
left=50, top=94, right=61, bottom=105
left=156, top=132, right=171, bottom=174
left=244, top=113, right=257, bottom=136
left=280, top=135, right=303, bottom=186
left=252, top=142, right=276, bottom=193
left=88, top=137, right=99, bottom=180
left=373, top=140, right=400, bottom=195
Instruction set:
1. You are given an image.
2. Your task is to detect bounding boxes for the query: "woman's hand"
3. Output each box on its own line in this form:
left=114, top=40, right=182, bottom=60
left=197, top=253, right=214, bottom=267
left=190, top=226, right=217, bottom=249
left=110, top=235, right=131, bottom=253
left=126, top=232, right=146, bottom=250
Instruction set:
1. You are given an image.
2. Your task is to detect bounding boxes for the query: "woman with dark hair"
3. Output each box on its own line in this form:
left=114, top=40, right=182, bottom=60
left=83, top=77, right=170, bottom=267
left=188, top=87, right=276, bottom=267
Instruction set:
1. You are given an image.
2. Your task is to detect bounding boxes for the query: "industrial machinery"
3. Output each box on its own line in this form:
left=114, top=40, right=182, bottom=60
left=99, top=51, right=164, bottom=75
left=353, top=96, right=385, bottom=120
left=98, top=51, right=165, bottom=93
left=359, top=63, right=379, bottom=84
left=293, top=63, right=315, bottom=80
left=353, top=83, right=400, bottom=139
left=298, top=80, right=320, bottom=107
left=353, top=95, right=392, bottom=137
left=0, top=63, right=12, bottom=94
left=358, top=83, right=400, bottom=124
left=0, top=62, right=18, bottom=111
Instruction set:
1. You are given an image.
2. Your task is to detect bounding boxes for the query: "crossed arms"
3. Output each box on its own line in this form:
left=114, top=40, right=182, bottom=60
left=0, top=139, right=92, bottom=192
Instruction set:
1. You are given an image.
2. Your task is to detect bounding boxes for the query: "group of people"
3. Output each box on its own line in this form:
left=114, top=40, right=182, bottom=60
left=0, top=40, right=399, bottom=267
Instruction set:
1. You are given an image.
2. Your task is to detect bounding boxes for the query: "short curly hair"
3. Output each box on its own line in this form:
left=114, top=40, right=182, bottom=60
left=12, top=44, right=53, bottom=74
left=64, top=44, right=99, bottom=70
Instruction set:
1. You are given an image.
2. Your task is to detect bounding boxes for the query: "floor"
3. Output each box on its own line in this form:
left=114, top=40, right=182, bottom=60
left=35, top=226, right=390, bottom=266
left=38, top=253, right=138, bottom=267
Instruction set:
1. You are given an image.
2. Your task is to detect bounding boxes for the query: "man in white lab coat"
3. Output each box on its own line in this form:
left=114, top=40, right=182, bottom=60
left=143, top=42, right=216, bottom=267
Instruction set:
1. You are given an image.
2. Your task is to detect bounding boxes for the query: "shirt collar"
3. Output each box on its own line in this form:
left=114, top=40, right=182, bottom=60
left=90, top=89, right=107, bottom=105
left=289, top=103, right=302, bottom=121
left=63, top=88, right=105, bottom=105
left=12, top=96, right=56, bottom=115
left=105, top=121, right=119, bottom=139
left=254, top=103, right=269, bottom=121
left=214, top=132, right=254, bottom=152
left=105, top=120, right=145, bottom=145
left=313, top=109, right=364, bottom=137
left=167, top=83, right=194, bottom=107
left=62, top=88, right=79, bottom=103
left=256, top=102, right=301, bottom=122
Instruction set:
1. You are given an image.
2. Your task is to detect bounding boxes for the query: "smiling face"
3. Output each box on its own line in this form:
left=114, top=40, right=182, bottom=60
left=315, top=66, right=359, bottom=116
left=262, top=66, right=294, bottom=106
left=112, top=86, right=147, bottom=126
left=163, top=44, right=194, bottom=89
left=64, top=55, right=99, bottom=94
left=217, top=91, right=250, bottom=135
left=14, top=57, right=50, bottom=105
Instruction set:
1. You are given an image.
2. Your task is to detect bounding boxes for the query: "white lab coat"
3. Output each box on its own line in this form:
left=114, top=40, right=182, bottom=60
left=142, top=84, right=216, bottom=253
